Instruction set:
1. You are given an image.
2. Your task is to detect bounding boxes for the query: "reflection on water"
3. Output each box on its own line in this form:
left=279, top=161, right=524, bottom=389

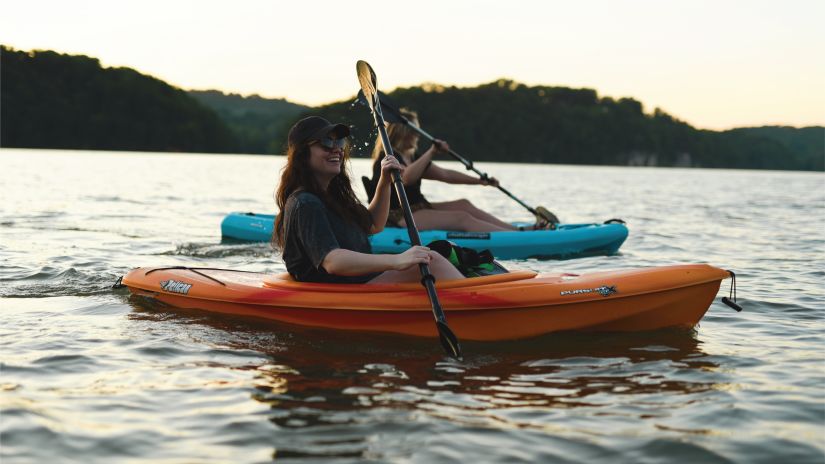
left=128, top=296, right=735, bottom=461
left=3, top=150, right=823, bottom=463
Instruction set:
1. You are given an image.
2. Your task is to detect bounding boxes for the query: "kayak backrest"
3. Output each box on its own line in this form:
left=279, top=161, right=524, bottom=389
left=362, top=176, right=376, bottom=203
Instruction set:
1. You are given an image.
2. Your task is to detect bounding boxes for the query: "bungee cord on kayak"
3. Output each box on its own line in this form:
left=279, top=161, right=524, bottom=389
left=142, top=266, right=263, bottom=286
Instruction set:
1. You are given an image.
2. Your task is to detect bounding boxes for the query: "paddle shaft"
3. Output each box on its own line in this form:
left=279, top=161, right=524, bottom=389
left=357, top=60, right=461, bottom=358
left=375, top=113, right=447, bottom=317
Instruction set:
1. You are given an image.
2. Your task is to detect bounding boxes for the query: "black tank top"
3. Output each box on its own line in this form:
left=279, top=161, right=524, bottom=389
left=370, top=152, right=431, bottom=209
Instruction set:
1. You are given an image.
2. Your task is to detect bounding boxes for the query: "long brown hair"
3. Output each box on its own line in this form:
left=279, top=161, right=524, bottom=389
left=370, top=108, right=420, bottom=160
left=273, top=137, right=372, bottom=249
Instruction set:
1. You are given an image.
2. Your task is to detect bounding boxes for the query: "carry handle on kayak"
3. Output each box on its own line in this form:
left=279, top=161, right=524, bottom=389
left=721, top=270, right=743, bottom=312
left=356, top=89, right=558, bottom=226
left=357, top=60, right=462, bottom=359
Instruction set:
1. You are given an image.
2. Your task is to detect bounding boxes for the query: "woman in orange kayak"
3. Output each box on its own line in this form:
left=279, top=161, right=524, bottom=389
left=370, top=108, right=549, bottom=232
left=274, top=116, right=464, bottom=284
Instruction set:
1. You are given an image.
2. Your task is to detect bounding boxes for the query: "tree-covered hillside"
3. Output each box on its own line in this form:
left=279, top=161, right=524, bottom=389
left=188, top=90, right=309, bottom=153
left=1, top=46, right=236, bottom=152
left=723, top=126, right=823, bottom=170
left=309, top=81, right=823, bottom=170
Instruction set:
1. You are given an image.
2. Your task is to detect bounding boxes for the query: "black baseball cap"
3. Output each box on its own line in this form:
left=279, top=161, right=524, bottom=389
left=287, top=116, right=350, bottom=147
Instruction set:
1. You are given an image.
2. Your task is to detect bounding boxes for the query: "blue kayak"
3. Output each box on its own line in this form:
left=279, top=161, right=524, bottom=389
left=221, top=212, right=628, bottom=260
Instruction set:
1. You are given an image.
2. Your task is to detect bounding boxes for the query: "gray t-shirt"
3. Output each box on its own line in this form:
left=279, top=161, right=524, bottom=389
left=281, top=191, right=380, bottom=284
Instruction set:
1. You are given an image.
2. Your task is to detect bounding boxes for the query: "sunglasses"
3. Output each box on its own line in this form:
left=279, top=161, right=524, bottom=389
left=311, top=136, right=348, bottom=151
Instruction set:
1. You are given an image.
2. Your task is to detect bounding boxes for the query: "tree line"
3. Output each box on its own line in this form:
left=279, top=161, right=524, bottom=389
left=313, top=81, right=823, bottom=170
left=187, top=89, right=308, bottom=154
left=2, top=46, right=821, bottom=171
left=1, top=46, right=235, bottom=152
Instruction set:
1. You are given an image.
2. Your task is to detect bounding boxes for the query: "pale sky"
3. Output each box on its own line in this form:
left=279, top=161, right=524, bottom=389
left=2, top=0, right=823, bottom=130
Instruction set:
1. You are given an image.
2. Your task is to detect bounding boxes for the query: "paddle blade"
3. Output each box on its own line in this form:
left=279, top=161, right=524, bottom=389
left=356, top=89, right=407, bottom=125
left=534, top=206, right=560, bottom=226
left=437, top=321, right=462, bottom=358
left=356, top=60, right=378, bottom=111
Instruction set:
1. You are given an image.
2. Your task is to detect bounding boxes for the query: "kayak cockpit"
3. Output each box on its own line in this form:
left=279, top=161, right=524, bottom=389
left=262, top=270, right=539, bottom=292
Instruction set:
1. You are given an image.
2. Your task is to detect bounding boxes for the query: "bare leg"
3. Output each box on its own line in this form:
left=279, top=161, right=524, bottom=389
left=398, top=208, right=511, bottom=232
left=367, top=252, right=464, bottom=284
left=430, top=199, right=517, bottom=230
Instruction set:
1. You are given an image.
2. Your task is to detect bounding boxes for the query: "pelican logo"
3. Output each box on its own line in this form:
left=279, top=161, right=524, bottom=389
left=160, top=279, right=192, bottom=295
left=560, top=285, right=617, bottom=297
left=595, top=285, right=618, bottom=297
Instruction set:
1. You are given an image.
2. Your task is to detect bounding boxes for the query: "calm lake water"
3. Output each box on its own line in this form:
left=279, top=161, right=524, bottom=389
left=1, top=148, right=823, bottom=463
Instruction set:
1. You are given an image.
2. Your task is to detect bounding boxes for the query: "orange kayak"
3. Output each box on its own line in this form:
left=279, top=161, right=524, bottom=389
left=121, top=264, right=731, bottom=341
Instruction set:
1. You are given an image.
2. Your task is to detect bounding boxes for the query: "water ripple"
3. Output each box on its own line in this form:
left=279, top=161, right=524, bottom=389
left=1, top=151, right=823, bottom=463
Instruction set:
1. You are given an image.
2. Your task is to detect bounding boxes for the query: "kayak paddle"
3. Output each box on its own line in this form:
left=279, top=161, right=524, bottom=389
left=356, top=89, right=560, bottom=227
left=356, top=60, right=462, bottom=358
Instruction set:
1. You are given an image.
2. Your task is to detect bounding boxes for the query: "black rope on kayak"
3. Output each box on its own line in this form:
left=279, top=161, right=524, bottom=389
left=721, top=270, right=743, bottom=312
left=145, top=266, right=261, bottom=274
left=604, top=218, right=626, bottom=224
left=112, top=276, right=125, bottom=289
left=188, top=267, right=261, bottom=273
left=144, top=266, right=227, bottom=286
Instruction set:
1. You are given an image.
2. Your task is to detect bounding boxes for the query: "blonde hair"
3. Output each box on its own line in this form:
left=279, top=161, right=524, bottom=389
left=370, top=108, right=420, bottom=159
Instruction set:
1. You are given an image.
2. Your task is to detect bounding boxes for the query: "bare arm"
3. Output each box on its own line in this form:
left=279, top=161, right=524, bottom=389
left=399, top=138, right=451, bottom=186
left=402, top=139, right=500, bottom=187
left=321, top=246, right=436, bottom=276
left=423, top=163, right=484, bottom=185
left=399, top=149, right=435, bottom=186
left=367, top=155, right=404, bottom=234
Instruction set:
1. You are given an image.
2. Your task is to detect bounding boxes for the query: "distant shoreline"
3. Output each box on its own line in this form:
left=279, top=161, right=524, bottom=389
left=3, top=147, right=823, bottom=176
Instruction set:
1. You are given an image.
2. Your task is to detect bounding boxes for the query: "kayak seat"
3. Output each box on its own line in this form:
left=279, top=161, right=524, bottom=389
left=362, top=176, right=376, bottom=203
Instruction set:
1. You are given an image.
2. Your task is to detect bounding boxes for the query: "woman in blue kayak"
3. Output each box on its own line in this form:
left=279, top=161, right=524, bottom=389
left=274, top=116, right=464, bottom=284
left=370, top=108, right=548, bottom=232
